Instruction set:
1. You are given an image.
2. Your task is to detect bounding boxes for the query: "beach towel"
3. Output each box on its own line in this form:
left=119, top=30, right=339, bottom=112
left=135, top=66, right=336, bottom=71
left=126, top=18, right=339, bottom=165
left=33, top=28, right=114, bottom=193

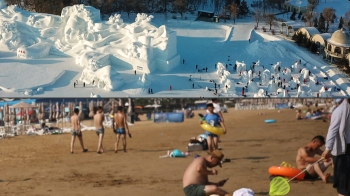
left=233, top=188, right=255, bottom=196
left=171, top=149, right=185, bottom=157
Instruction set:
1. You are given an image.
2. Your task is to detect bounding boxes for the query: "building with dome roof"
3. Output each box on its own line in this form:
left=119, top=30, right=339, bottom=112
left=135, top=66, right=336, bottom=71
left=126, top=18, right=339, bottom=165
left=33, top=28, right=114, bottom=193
left=324, top=28, right=350, bottom=63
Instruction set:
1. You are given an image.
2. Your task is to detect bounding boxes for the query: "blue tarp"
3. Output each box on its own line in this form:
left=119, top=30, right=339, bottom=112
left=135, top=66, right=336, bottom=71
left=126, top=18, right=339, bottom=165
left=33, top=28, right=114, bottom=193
left=0, top=99, right=36, bottom=107
left=154, top=112, right=184, bottom=123
left=275, top=103, right=289, bottom=109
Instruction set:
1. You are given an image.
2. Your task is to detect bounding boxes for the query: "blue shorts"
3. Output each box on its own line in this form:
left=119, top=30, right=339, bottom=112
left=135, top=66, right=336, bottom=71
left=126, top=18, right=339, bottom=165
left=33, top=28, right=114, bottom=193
left=114, top=128, right=126, bottom=135
left=206, top=131, right=218, bottom=138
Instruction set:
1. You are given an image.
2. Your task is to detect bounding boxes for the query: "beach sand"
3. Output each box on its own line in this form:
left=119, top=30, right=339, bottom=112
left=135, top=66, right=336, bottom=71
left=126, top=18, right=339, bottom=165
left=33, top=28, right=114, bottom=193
left=0, top=108, right=335, bottom=196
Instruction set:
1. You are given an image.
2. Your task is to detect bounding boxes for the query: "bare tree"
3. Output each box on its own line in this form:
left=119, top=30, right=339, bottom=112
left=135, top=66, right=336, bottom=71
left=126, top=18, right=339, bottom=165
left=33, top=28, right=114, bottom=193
left=229, top=2, right=238, bottom=24
left=173, top=0, right=187, bottom=19
left=264, top=13, right=278, bottom=30
left=343, top=10, right=350, bottom=30
left=253, top=8, right=263, bottom=27
left=322, top=7, right=335, bottom=32
left=307, top=0, right=319, bottom=18
left=305, top=11, right=315, bottom=27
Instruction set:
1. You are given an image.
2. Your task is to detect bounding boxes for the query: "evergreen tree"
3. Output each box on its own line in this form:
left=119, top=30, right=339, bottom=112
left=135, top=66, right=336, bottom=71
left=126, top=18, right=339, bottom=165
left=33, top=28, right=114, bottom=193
left=298, top=11, right=302, bottom=19
left=310, top=42, right=318, bottom=53
left=234, top=0, right=241, bottom=6
left=313, top=17, right=318, bottom=28
left=331, top=13, right=336, bottom=23
left=290, top=9, right=296, bottom=20
left=339, top=16, right=344, bottom=29
left=318, top=13, right=325, bottom=32
left=238, top=0, right=249, bottom=16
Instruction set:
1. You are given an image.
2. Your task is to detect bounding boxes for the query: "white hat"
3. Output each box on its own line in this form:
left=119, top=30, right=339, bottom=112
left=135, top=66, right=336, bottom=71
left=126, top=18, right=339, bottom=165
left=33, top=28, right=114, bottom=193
left=336, top=99, right=343, bottom=103
left=233, top=188, right=255, bottom=196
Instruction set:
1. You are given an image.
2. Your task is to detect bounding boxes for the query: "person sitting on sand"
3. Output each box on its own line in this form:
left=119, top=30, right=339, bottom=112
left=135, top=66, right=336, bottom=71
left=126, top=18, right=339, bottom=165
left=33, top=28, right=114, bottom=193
left=94, top=106, right=105, bottom=154
left=113, top=106, right=131, bottom=153
left=296, top=109, right=302, bottom=120
left=201, top=103, right=226, bottom=152
left=305, top=109, right=312, bottom=119
left=70, top=108, right=88, bottom=154
left=182, top=150, right=231, bottom=196
left=296, top=135, right=333, bottom=183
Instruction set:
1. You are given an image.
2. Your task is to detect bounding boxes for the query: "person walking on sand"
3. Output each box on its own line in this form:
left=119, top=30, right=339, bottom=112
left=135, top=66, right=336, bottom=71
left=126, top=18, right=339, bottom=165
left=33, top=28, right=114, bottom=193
left=70, top=108, right=88, bottom=154
left=201, top=103, right=226, bottom=152
left=296, top=135, right=333, bottom=183
left=182, top=150, right=231, bottom=196
left=322, top=99, right=350, bottom=196
left=113, top=106, right=131, bottom=153
left=94, top=106, right=105, bottom=154
left=208, top=99, right=225, bottom=143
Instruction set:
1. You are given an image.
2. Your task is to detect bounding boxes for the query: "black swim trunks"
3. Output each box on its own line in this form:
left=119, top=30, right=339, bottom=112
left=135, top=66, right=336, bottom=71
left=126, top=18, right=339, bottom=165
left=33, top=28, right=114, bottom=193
left=303, top=170, right=318, bottom=180
left=333, top=144, right=350, bottom=195
left=183, top=184, right=206, bottom=196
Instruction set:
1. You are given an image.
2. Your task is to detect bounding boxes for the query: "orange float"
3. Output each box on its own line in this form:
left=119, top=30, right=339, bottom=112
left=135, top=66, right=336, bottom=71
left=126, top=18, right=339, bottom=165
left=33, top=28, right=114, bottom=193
left=268, top=166, right=305, bottom=180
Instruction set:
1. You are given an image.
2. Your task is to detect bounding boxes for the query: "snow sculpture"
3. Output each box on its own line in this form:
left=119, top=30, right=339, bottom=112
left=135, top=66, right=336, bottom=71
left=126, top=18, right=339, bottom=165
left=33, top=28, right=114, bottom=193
left=80, top=65, right=124, bottom=91
left=267, top=80, right=278, bottom=92
left=261, top=70, right=271, bottom=85
left=236, top=61, right=246, bottom=73
left=254, top=89, right=266, bottom=97
left=247, top=81, right=258, bottom=92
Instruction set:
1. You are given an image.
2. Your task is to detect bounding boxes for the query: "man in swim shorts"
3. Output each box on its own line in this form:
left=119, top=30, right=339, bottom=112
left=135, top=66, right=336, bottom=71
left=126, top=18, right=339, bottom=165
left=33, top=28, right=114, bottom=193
left=113, top=106, right=131, bottom=153
left=296, top=135, right=333, bottom=182
left=183, top=150, right=231, bottom=196
left=201, top=103, right=226, bottom=152
left=70, top=108, right=88, bottom=154
left=94, top=106, right=105, bottom=154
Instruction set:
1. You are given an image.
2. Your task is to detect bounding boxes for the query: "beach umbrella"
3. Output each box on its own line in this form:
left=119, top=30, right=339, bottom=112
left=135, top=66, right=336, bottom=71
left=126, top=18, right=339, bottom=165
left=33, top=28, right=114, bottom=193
left=111, top=100, right=115, bottom=115
left=79, top=101, right=83, bottom=119
left=48, top=103, right=52, bottom=121
left=89, top=100, right=94, bottom=117
left=55, top=102, right=59, bottom=120
left=41, top=103, right=46, bottom=122
left=4, top=103, right=9, bottom=125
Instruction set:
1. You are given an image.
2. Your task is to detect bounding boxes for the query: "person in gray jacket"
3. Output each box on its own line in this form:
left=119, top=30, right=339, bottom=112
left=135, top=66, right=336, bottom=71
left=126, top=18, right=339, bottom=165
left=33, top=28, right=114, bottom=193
left=322, top=99, right=350, bottom=196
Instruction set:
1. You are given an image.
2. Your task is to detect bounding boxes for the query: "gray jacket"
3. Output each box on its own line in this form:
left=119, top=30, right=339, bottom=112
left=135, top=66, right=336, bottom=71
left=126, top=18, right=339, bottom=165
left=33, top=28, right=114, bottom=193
left=325, top=100, right=350, bottom=156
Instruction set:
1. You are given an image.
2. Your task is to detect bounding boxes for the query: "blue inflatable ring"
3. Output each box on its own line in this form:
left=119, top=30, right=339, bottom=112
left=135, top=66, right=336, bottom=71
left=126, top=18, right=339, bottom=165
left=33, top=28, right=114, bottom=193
left=265, top=119, right=276, bottom=123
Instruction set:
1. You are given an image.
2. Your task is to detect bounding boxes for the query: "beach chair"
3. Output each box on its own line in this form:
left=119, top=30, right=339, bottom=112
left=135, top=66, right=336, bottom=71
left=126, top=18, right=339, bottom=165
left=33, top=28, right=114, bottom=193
left=0, top=127, right=6, bottom=138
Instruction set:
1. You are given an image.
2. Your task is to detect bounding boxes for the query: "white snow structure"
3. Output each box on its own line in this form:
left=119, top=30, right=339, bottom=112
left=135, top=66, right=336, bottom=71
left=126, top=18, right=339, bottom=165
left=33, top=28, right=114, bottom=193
left=52, top=5, right=179, bottom=74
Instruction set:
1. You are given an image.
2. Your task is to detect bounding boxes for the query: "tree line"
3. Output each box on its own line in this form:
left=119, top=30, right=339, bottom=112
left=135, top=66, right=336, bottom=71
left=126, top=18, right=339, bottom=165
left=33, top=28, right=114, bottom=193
left=3, top=0, right=279, bottom=19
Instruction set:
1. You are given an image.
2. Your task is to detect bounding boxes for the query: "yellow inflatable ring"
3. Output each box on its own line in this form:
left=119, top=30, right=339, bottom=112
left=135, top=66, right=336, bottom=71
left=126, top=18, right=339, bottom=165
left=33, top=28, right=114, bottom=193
left=201, top=121, right=224, bottom=135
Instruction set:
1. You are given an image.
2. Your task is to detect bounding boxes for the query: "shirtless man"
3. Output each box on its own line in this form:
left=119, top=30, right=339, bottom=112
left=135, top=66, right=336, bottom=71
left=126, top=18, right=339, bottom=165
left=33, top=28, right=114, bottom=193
left=296, top=135, right=333, bottom=183
left=183, top=150, right=231, bottom=196
left=113, top=106, right=131, bottom=153
left=296, top=109, right=302, bottom=120
left=94, top=106, right=105, bottom=154
left=70, top=108, right=88, bottom=154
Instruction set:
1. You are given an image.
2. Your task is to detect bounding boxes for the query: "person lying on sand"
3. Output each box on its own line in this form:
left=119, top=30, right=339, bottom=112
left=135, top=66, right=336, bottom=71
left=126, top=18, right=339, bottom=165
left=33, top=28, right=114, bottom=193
left=296, top=135, right=333, bottom=183
left=182, top=150, right=231, bottom=196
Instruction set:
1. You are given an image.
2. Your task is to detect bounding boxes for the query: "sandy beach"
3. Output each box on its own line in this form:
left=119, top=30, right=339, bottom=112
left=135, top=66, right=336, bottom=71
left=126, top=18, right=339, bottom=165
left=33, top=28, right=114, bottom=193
left=0, top=107, right=335, bottom=196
